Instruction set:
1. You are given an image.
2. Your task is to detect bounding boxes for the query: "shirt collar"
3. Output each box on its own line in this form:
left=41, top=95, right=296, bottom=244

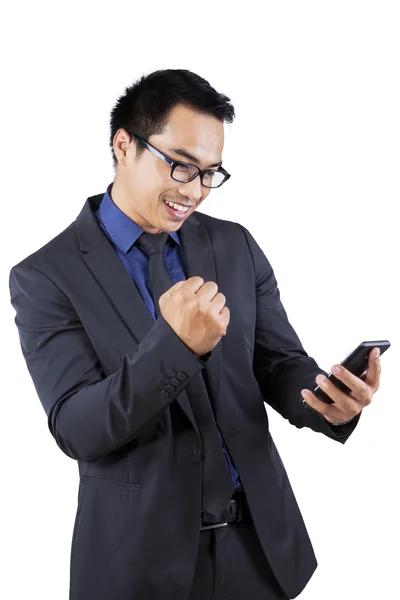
left=98, top=183, right=181, bottom=255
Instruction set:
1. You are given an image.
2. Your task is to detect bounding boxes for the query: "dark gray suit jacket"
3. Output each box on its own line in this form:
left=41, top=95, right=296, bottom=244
left=9, top=193, right=360, bottom=599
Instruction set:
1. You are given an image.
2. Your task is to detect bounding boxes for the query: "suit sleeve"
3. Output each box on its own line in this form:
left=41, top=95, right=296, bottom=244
left=9, top=263, right=209, bottom=462
left=238, top=224, right=360, bottom=443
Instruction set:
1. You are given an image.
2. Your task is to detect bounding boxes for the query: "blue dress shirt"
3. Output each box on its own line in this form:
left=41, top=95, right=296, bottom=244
left=94, top=183, right=243, bottom=492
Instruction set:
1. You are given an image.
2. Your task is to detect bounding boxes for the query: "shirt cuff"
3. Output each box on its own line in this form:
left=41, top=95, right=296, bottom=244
left=197, top=350, right=212, bottom=363
left=327, top=416, right=356, bottom=426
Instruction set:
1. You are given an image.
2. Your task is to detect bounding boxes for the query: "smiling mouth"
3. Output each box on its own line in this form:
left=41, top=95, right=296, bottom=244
left=163, top=199, right=194, bottom=219
left=164, top=199, right=195, bottom=208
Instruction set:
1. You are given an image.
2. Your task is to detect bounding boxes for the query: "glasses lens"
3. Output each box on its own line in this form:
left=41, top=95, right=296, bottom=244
left=172, top=163, right=199, bottom=182
left=172, top=164, right=228, bottom=188
left=202, top=170, right=227, bottom=188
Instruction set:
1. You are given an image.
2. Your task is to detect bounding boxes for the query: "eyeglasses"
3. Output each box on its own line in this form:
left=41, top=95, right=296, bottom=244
left=132, top=133, right=231, bottom=189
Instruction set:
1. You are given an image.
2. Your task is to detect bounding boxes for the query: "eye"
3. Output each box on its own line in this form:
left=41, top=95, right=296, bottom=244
left=203, top=170, right=219, bottom=181
left=174, top=163, right=192, bottom=172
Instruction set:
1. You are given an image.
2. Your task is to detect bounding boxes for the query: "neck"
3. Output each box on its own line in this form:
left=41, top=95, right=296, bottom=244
left=110, top=173, right=162, bottom=234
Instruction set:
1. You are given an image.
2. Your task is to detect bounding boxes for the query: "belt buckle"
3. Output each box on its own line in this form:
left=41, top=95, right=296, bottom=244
left=200, top=522, right=229, bottom=531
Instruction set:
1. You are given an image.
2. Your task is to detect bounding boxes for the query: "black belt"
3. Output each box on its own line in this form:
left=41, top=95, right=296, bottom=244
left=200, top=492, right=247, bottom=531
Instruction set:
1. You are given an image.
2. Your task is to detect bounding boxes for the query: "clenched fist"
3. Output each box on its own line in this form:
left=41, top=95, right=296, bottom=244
left=158, top=276, right=230, bottom=357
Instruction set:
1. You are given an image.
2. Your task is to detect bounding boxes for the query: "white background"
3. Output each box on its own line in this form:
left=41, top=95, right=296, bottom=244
left=1, top=1, right=399, bottom=598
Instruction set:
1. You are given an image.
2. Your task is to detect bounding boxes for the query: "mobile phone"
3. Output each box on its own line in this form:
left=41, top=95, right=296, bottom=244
left=313, top=340, right=391, bottom=404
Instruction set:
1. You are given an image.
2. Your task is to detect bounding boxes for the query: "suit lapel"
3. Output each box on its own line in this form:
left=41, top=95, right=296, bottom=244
left=178, top=214, right=223, bottom=414
left=75, top=194, right=222, bottom=429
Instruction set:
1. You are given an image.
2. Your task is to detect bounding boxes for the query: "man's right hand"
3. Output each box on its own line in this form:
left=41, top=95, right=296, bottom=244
left=159, top=276, right=230, bottom=357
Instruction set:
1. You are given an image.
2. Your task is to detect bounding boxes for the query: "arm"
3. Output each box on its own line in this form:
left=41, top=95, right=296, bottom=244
left=9, top=263, right=209, bottom=462
left=239, top=224, right=359, bottom=443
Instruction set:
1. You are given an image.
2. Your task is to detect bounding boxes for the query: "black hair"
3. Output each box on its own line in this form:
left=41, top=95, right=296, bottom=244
left=109, top=69, right=235, bottom=168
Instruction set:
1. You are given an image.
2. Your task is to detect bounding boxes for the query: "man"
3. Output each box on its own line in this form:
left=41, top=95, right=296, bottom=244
left=9, top=69, right=381, bottom=600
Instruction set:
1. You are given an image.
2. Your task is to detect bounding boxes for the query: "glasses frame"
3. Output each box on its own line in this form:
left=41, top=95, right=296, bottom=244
left=131, top=133, right=231, bottom=189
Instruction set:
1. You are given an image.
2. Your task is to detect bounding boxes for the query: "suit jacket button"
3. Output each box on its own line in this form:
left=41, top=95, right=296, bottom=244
left=160, top=390, right=170, bottom=399
left=165, top=384, right=175, bottom=392
left=176, top=372, right=187, bottom=381
left=191, top=451, right=204, bottom=463
left=171, top=378, right=180, bottom=386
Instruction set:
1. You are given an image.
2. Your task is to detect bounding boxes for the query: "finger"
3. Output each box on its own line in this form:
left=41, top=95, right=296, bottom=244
left=314, top=374, right=361, bottom=412
left=331, top=347, right=381, bottom=398
left=166, top=280, right=186, bottom=297
left=363, top=347, right=381, bottom=391
left=185, top=276, right=205, bottom=293
left=301, top=389, right=330, bottom=417
left=301, top=389, right=350, bottom=423
left=329, top=365, right=370, bottom=401
left=169, top=277, right=203, bottom=296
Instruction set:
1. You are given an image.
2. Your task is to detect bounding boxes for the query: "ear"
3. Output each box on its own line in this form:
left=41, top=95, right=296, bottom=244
left=113, top=128, right=135, bottom=167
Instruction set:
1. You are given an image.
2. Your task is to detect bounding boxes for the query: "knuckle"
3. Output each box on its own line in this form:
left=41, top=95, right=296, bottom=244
left=218, top=324, right=227, bottom=336
left=192, top=276, right=204, bottom=284
left=191, top=297, right=201, bottom=311
left=207, top=280, right=218, bottom=292
left=349, top=403, right=360, bottom=416
left=216, top=292, right=226, bottom=304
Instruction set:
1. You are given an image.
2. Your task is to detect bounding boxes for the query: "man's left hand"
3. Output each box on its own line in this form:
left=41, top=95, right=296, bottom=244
left=301, top=347, right=382, bottom=425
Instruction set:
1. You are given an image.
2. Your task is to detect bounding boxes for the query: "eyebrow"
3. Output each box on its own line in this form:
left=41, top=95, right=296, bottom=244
left=168, top=147, right=222, bottom=168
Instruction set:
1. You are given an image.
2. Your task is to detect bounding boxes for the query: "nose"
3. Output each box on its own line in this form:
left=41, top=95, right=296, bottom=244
left=178, top=174, right=203, bottom=203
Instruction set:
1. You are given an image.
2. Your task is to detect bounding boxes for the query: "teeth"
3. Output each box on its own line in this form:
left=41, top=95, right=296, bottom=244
left=165, top=200, right=189, bottom=213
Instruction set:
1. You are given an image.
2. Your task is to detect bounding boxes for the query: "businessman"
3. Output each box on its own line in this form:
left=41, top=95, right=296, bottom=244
left=9, top=69, right=381, bottom=600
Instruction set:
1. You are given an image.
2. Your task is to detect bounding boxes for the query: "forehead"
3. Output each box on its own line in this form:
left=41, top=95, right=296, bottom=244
left=154, top=104, right=224, bottom=162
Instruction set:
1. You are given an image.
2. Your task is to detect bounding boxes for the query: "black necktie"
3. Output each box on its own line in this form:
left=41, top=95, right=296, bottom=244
left=136, top=232, right=172, bottom=317
left=136, top=231, right=235, bottom=516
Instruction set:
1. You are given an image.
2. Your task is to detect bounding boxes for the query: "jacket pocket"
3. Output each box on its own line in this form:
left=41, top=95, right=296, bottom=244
left=80, top=475, right=142, bottom=494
